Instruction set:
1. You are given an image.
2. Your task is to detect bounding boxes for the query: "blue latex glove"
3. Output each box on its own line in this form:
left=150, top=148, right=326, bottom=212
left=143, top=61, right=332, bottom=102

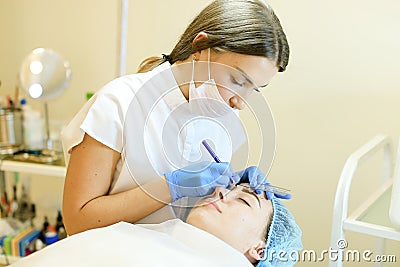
left=165, top=161, right=239, bottom=202
left=236, top=166, right=291, bottom=200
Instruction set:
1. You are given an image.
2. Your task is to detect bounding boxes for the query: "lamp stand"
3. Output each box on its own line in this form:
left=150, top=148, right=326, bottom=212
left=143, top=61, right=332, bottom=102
left=44, top=101, right=52, bottom=150
left=40, top=101, right=59, bottom=162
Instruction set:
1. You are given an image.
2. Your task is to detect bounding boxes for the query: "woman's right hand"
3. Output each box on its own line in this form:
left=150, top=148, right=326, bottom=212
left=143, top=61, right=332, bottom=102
left=164, top=161, right=238, bottom=202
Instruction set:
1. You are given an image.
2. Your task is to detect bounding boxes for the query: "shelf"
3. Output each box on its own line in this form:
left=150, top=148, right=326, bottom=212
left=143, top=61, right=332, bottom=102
left=0, top=159, right=66, bottom=178
left=0, top=158, right=66, bottom=265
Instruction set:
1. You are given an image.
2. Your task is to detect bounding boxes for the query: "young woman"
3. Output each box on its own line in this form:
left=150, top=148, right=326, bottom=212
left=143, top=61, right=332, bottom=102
left=13, top=185, right=302, bottom=267
left=61, top=0, right=290, bottom=235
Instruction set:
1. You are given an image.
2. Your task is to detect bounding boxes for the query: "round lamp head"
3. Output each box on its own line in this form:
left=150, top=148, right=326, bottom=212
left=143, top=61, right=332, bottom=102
left=19, top=48, right=71, bottom=101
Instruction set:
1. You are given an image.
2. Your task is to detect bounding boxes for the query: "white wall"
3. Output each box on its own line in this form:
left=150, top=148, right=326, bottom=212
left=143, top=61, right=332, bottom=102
left=266, top=1, right=400, bottom=265
left=1, top=0, right=399, bottom=265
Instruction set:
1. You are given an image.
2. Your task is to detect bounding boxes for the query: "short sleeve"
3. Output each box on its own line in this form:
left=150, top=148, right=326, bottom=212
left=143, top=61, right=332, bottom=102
left=81, top=91, right=125, bottom=152
left=61, top=77, right=135, bottom=164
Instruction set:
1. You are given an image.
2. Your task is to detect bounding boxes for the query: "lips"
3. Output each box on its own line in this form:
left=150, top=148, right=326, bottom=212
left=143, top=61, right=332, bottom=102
left=202, top=199, right=222, bottom=213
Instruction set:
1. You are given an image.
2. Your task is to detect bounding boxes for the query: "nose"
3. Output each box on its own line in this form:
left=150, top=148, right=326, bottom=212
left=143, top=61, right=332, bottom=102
left=213, top=186, right=229, bottom=196
left=229, top=96, right=245, bottom=110
left=213, top=186, right=234, bottom=202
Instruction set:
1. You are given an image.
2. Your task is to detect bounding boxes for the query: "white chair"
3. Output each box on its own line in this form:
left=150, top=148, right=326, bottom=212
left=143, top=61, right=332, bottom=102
left=329, top=134, right=400, bottom=267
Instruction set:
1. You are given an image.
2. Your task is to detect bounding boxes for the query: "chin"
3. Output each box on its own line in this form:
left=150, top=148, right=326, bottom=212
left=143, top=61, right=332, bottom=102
left=186, top=207, right=217, bottom=230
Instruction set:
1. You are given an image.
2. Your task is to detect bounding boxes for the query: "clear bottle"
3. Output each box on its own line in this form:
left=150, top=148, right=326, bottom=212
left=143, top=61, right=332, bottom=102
left=20, top=99, right=44, bottom=150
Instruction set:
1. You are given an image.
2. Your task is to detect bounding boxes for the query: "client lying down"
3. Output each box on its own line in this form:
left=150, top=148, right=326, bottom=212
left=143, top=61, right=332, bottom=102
left=10, top=184, right=302, bottom=267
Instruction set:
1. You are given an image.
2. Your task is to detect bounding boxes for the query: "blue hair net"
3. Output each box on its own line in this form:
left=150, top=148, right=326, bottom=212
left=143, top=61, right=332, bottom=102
left=257, top=197, right=303, bottom=267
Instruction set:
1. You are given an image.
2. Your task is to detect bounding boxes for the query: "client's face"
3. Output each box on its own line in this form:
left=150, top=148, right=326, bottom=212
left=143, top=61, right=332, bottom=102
left=186, top=184, right=273, bottom=261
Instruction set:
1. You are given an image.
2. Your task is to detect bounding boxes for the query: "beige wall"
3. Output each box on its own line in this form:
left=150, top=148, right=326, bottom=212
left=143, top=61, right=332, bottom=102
left=0, top=0, right=119, bottom=121
left=1, top=0, right=399, bottom=265
left=267, top=1, right=400, bottom=265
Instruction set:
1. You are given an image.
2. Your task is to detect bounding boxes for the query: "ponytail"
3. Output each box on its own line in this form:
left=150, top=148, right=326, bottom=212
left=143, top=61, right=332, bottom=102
left=137, top=54, right=172, bottom=73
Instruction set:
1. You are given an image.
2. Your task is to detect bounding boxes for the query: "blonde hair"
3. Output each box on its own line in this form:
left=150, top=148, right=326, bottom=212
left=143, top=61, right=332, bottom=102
left=137, top=0, right=289, bottom=73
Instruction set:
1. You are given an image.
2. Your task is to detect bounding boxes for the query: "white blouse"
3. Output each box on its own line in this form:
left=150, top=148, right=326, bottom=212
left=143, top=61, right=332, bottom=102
left=61, top=62, right=246, bottom=222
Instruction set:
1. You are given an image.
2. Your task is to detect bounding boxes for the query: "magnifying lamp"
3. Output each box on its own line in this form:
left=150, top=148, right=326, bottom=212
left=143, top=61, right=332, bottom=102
left=19, top=48, right=71, bottom=160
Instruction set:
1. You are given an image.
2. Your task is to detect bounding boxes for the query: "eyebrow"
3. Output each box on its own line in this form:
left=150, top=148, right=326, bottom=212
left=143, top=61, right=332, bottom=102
left=242, top=188, right=261, bottom=208
left=234, top=66, right=269, bottom=89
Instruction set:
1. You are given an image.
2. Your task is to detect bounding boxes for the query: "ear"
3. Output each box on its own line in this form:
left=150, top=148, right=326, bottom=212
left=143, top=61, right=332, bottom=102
left=193, top=31, right=208, bottom=43
left=192, top=32, right=209, bottom=60
left=244, top=241, right=266, bottom=263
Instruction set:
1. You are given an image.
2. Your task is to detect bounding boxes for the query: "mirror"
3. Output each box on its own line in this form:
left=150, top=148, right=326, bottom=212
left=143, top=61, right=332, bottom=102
left=19, top=48, right=71, bottom=100
left=18, top=48, right=71, bottom=162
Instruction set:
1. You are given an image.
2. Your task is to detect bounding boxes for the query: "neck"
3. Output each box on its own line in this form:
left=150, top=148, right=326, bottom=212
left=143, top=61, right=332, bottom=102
left=171, top=58, right=192, bottom=100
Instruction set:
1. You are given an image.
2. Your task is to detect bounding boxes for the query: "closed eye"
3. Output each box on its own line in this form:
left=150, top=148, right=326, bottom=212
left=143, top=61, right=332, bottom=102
left=230, top=76, right=244, bottom=87
left=239, top=198, right=251, bottom=207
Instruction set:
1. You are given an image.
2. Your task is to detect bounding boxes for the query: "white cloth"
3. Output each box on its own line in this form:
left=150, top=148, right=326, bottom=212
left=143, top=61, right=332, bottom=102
left=61, top=62, right=246, bottom=222
left=10, top=219, right=253, bottom=267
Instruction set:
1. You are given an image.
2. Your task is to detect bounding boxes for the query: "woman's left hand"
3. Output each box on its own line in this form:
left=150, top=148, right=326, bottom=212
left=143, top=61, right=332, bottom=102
left=236, top=166, right=269, bottom=194
left=236, top=166, right=291, bottom=200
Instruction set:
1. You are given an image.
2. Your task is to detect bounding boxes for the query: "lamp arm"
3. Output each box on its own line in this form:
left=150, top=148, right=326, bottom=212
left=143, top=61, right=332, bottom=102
left=44, top=101, right=51, bottom=150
